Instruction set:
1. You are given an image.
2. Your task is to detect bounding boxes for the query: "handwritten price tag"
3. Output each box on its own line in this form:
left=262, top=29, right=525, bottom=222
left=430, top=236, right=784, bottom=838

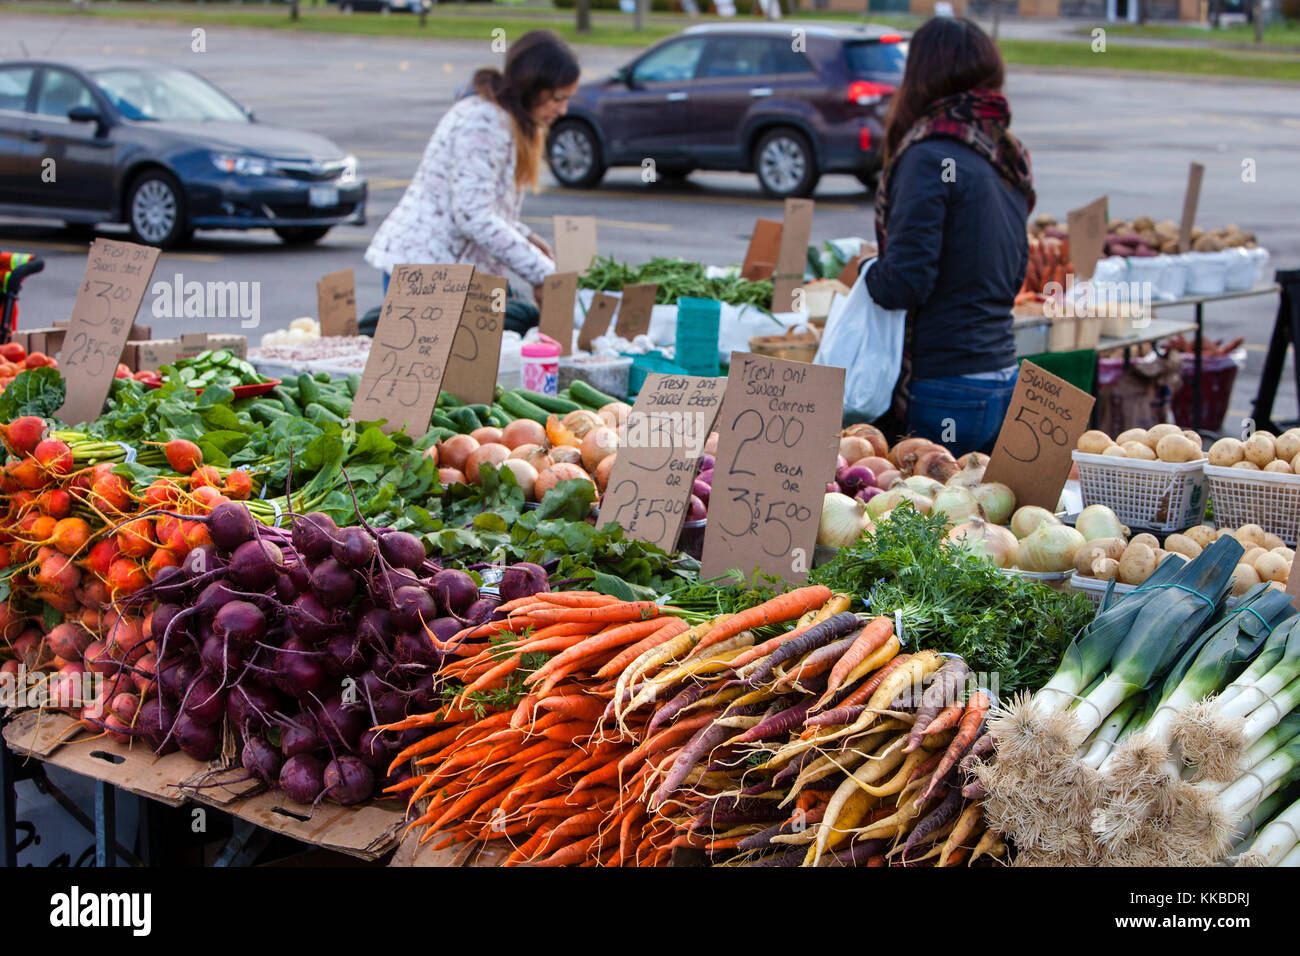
left=982, top=360, right=1096, bottom=511
left=351, top=263, right=474, bottom=435
left=597, top=373, right=725, bottom=552
left=700, top=352, right=844, bottom=583
left=317, top=268, right=358, bottom=337
left=442, top=271, right=507, bottom=405
left=538, top=272, right=578, bottom=355
left=57, top=238, right=161, bottom=425
left=553, top=215, right=597, bottom=276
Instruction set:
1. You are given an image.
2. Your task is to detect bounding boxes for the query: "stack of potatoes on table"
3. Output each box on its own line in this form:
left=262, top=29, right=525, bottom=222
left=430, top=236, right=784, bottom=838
left=1076, top=424, right=1206, bottom=463
left=1207, top=428, right=1300, bottom=473
left=1074, top=522, right=1292, bottom=596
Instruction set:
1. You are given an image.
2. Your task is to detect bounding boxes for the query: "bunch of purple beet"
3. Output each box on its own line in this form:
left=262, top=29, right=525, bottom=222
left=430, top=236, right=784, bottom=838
left=108, top=501, right=549, bottom=808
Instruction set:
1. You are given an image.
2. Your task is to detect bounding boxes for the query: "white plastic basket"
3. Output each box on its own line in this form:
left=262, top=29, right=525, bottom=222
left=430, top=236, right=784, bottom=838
left=1203, top=464, right=1300, bottom=545
left=1072, top=450, right=1208, bottom=533
left=1069, top=572, right=1135, bottom=608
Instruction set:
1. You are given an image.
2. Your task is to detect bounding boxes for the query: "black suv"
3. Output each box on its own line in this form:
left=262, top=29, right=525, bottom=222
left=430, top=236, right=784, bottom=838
left=547, top=22, right=907, bottom=198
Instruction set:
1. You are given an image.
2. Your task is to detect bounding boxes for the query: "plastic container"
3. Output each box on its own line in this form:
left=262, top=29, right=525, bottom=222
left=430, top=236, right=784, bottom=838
left=558, top=355, right=633, bottom=399
left=1170, top=348, right=1246, bottom=433
left=1158, top=254, right=1190, bottom=301
left=1071, top=571, right=1243, bottom=611
left=1224, top=248, right=1259, bottom=292
left=520, top=335, right=561, bottom=396
left=1185, top=251, right=1229, bottom=296
left=679, top=519, right=706, bottom=560
left=1072, top=450, right=1208, bottom=534
left=1126, top=254, right=1169, bottom=300
left=1251, top=246, right=1272, bottom=286
left=1203, top=463, right=1300, bottom=545
left=626, top=351, right=691, bottom=396
left=677, top=297, right=721, bottom=377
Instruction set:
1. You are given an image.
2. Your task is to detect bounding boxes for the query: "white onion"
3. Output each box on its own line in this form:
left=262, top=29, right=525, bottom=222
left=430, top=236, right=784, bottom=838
left=1010, top=505, right=1061, bottom=540
left=867, top=487, right=932, bottom=518
left=1017, top=523, right=1085, bottom=572
left=818, top=492, right=873, bottom=549
left=945, top=457, right=987, bottom=491
left=947, top=518, right=1018, bottom=569
left=903, top=475, right=945, bottom=499
left=972, top=482, right=1016, bottom=526
left=930, top=487, right=981, bottom=527
left=1075, top=504, right=1128, bottom=542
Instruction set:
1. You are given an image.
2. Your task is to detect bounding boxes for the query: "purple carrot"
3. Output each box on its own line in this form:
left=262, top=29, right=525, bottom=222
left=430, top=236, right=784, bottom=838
left=828, top=837, right=890, bottom=866
left=958, top=731, right=997, bottom=773
left=650, top=702, right=764, bottom=808
left=734, top=697, right=822, bottom=744
left=689, top=803, right=787, bottom=832
left=748, top=846, right=808, bottom=867
left=777, top=634, right=858, bottom=685
left=744, top=612, right=863, bottom=687
left=646, top=682, right=710, bottom=737
left=902, top=788, right=963, bottom=862
left=904, top=657, right=970, bottom=752
left=962, top=778, right=987, bottom=800
left=804, top=704, right=867, bottom=729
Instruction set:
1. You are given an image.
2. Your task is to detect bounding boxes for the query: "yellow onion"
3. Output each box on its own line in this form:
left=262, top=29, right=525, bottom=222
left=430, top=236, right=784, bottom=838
left=1010, top=505, right=1061, bottom=540
left=1075, top=504, right=1129, bottom=542
left=818, top=492, right=874, bottom=549
left=972, top=482, right=1016, bottom=526
left=1017, top=523, right=1085, bottom=572
left=902, top=475, right=945, bottom=499
left=866, top=486, right=932, bottom=518
left=930, top=487, right=981, bottom=527
left=947, top=518, right=1018, bottom=569
left=945, top=457, right=987, bottom=491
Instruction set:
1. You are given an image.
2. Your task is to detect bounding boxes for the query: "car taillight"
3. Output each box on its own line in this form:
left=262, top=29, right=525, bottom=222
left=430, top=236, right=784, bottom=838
left=848, top=80, right=896, bottom=106
left=859, top=127, right=871, bottom=151
left=879, top=34, right=903, bottom=43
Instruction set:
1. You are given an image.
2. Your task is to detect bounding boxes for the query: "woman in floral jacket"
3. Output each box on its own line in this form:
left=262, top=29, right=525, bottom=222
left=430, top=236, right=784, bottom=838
left=365, top=31, right=580, bottom=332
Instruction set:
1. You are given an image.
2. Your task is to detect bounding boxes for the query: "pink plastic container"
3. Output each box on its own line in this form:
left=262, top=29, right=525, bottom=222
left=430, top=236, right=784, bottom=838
left=521, top=335, right=561, bottom=396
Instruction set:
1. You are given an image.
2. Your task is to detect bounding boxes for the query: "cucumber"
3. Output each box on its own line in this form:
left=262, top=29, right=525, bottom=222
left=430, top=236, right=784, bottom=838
left=486, top=406, right=511, bottom=429
left=569, top=380, right=620, bottom=410
left=345, top=374, right=361, bottom=398
left=270, top=386, right=300, bottom=414
left=313, top=372, right=331, bottom=383
left=248, top=402, right=289, bottom=426
left=431, top=411, right=460, bottom=432
left=497, top=391, right=550, bottom=425
left=467, top=404, right=492, bottom=426
left=318, top=393, right=354, bottom=419
left=514, top=389, right=582, bottom=415
left=446, top=406, right=480, bottom=433
left=305, top=402, right=344, bottom=426
left=438, top=391, right=465, bottom=409
left=297, top=373, right=320, bottom=408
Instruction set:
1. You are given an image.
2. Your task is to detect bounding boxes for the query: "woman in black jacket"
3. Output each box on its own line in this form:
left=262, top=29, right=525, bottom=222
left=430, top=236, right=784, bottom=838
left=865, top=17, right=1035, bottom=456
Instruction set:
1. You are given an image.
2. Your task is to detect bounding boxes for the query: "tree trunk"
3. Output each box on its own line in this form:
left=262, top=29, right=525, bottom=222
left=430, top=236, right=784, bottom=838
left=290, top=0, right=300, bottom=21
left=576, top=0, right=592, bottom=32
left=1255, top=0, right=1267, bottom=41
left=992, top=0, right=1001, bottom=39
left=635, top=0, right=644, bottom=30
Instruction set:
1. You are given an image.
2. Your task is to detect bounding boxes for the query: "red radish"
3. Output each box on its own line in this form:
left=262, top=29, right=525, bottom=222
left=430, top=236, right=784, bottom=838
left=164, top=439, right=203, bottom=474
left=0, top=416, right=46, bottom=455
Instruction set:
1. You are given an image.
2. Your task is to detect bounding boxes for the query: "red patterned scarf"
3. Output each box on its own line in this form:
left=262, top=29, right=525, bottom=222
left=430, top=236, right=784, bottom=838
left=874, top=88, right=1035, bottom=255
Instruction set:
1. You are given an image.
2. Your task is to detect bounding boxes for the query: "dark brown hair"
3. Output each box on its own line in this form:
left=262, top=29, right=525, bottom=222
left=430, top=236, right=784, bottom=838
left=883, top=17, right=1005, bottom=163
left=473, top=30, right=580, bottom=189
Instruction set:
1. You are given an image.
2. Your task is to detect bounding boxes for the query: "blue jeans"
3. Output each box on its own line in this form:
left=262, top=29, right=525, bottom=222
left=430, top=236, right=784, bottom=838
left=909, top=373, right=1018, bottom=457
left=381, top=270, right=389, bottom=297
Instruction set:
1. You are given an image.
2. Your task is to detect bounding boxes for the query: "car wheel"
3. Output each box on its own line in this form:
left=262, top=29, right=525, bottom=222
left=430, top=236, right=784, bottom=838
left=127, top=170, right=188, bottom=248
left=548, top=120, right=605, bottom=189
left=754, top=128, right=819, bottom=199
left=275, top=226, right=332, bottom=245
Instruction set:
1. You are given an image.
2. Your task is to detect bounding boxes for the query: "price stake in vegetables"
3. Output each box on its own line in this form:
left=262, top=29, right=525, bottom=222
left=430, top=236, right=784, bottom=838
left=597, top=372, right=725, bottom=552
left=442, top=271, right=507, bottom=406
left=982, top=360, right=1095, bottom=512
left=701, top=353, right=843, bottom=583
left=57, top=238, right=160, bottom=425
left=351, top=263, right=474, bottom=435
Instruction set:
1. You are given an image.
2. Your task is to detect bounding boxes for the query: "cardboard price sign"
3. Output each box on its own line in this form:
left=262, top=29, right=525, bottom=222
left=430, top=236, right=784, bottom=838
left=701, top=352, right=844, bottom=583
left=578, top=292, right=618, bottom=351
left=772, top=199, right=815, bottom=312
left=1178, top=162, right=1205, bottom=254
left=553, top=215, right=597, bottom=275
left=538, top=272, right=578, bottom=355
left=982, top=360, right=1096, bottom=511
left=442, top=271, right=508, bottom=405
left=351, top=263, right=475, bottom=435
left=741, top=219, right=782, bottom=281
left=57, top=238, right=161, bottom=425
left=614, top=282, right=657, bottom=340
left=598, top=373, right=725, bottom=552
left=1067, top=196, right=1108, bottom=281
left=317, top=268, right=358, bottom=337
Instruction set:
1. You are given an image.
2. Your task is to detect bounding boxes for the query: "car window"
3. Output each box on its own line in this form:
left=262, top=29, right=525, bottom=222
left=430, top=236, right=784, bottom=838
left=631, top=38, right=706, bottom=85
left=699, top=37, right=814, bottom=78
left=845, top=41, right=909, bottom=78
left=92, top=67, right=248, bottom=122
left=0, top=66, right=35, bottom=113
left=34, top=69, right=96, bottom=118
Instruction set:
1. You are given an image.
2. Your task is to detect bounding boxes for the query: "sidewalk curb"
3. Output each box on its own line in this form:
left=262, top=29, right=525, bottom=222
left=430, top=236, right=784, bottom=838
left=1006, top=60, right=1300, bottom=86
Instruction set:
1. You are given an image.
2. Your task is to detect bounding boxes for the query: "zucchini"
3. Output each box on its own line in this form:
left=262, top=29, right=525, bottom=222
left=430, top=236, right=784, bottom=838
left=514, top=389, right=582, bottom=415
left=569, top=380, right=620, bottom=410
left=497, top=391, right=550, bottom=426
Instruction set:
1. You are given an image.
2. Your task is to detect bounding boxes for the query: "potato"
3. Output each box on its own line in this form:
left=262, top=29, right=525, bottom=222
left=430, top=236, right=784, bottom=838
left=1185, top=525, right=1218, bottom=549
left=1242, top=546, right=1268, bottom=568
left=1102, top=444, right=1127, bottom=457
left=1155, top=434, right=1202, bottom=463
left=1230, top=563, right=1262, bottom=597
left=1268, top=580, right=1287, bottom=593
left=1163, top=533, right=1202, bottom=559
left=1159, top=551, right=1188, bottom=570
left=1208, top=437, right=1245, bottom=467
left=1254, top=551, right=1291, bottom=583
left=1291, top=451, right=1300, bottom=474
left=1130, top=533, right=1160, bottom=550
left=1264, top=532, right=1287, bottom=550
left=1237, top=524, right=1267, bottom=547
left=1121, top=441, right=1157, bottom=461
left=1146, top=423, right=1182, bottom=449
left=1116, top=428, right=1149, bottom=447
left=1073, top=538, right=1126, bottom=576
left=1118, top=543, right=1157, bottom=586
left=1233, top=461, right=1262, bottom=471
left=1264, top=459, right=1292, bottom=473
left=1077, top=430, right=1114, bottom=455
left=1243, top=432, right=1277, bottom=467
left=1091, top=557, right=1120, bottom=581
left=1275, top=428, right=1300, bottom=462
left=1181, top=430, right=1204, bottom=451
left=1216, top=529, right=1241, bottom=545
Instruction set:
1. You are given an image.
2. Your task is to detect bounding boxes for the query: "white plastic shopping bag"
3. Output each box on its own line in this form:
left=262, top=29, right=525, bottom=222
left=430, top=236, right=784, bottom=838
left=813, top=261, right=905, bottom=421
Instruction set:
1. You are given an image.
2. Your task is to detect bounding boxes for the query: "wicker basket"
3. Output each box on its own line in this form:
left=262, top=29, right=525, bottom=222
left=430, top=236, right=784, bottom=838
left=1072, top=450, right=1208, bottom=533
left=1203, top=464, right=1300, bottom=545
left=748, top=326, right=821, bottom=363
